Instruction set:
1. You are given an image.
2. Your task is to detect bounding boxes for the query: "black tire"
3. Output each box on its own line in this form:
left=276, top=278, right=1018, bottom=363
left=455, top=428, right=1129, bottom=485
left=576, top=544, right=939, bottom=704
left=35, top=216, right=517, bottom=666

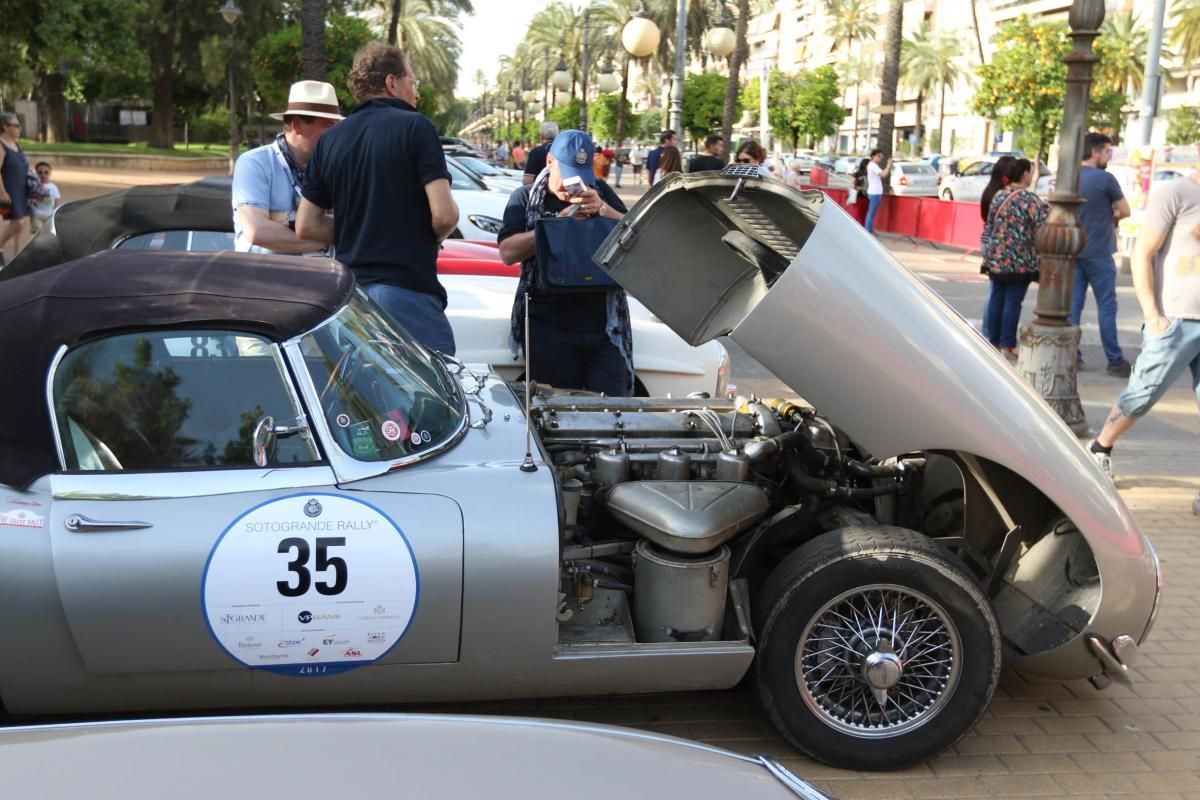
left=754, top=526, right=1001, bottom=770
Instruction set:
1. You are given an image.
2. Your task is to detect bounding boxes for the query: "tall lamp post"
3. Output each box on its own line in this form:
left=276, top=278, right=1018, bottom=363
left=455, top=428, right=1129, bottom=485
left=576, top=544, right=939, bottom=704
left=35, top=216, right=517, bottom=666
left=218, top=0, right=242, bottom=174
left=669, top=0, right=688, bottom=136
left=1016, top=0, right=1106, bottom=435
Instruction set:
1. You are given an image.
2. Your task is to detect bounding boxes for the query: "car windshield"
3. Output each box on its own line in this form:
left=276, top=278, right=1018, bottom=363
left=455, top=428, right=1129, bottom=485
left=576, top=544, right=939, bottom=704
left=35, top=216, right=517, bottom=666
left=461, top=157, right=504, bottom=176
left=448, top=161, right=483, bottom=190
left=901, top=164, right=935, bottom=175
left=297, top=292, right=465, bottom=463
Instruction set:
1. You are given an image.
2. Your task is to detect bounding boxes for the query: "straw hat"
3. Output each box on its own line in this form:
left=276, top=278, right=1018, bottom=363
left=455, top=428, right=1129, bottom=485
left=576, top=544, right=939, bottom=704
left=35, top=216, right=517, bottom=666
left=269, top=81, right=344, bottom=121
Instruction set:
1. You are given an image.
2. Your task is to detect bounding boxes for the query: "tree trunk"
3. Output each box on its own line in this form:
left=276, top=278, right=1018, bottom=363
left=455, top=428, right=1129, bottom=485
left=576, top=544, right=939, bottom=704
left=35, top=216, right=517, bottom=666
left=721, top=0, right=750, bottom=149
left=43, top=72, right=69, bottom=144
left=301, top=0, right=328, bottom=81
left=387, top=0, right=402, bottom=47
left=616, top=54, right=630, bottom=147
left=149, top=29, right=175, bottom=149
left=877, top=0, right=903, bottom=159
left=969, top=0, right=985, bottom=64
left=852, top=82, right=861, bottom=150
left=914, top=90, right=923, bottom=155
left=938, top=81, right=947, bottom=153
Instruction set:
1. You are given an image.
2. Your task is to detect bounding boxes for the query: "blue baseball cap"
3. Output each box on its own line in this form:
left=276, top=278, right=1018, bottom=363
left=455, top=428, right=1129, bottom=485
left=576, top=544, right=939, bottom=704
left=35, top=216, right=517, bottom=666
left=548, top=129, right=596, bottom=187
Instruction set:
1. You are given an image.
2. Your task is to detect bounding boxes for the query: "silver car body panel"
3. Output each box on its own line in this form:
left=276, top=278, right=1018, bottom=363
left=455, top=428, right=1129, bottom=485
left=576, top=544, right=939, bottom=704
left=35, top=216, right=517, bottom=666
left=0, top=371, right=750, bottom=713
left=0, top=714, right=827, bottom=799
left=594, top=172, right=1159, bottom=681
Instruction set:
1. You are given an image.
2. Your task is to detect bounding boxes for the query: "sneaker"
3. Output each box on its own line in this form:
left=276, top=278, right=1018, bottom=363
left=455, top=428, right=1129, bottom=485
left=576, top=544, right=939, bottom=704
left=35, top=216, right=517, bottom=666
left=1001, top=347, right=1018, bottom=362
left=1090, top=447, right=1113, bottom=479
left=1106, top=359, right=1132, bottom=378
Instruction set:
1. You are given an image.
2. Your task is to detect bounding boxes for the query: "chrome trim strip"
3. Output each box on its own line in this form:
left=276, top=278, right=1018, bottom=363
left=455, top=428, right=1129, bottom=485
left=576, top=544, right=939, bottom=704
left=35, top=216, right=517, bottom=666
left=1141, top=534, right=1162, bottom=643
left=46, top=344, right=69, bottom=470
left=50, top=465, right=338, bottom=501
left=757, top=756, right=835, bottom=800
left=281, top=300, right=470, bottom=486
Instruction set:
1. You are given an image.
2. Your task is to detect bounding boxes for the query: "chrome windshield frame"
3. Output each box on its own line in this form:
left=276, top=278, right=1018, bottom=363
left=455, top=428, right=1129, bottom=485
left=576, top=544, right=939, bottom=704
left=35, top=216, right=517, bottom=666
left=283, top=294, right=469, bottom=485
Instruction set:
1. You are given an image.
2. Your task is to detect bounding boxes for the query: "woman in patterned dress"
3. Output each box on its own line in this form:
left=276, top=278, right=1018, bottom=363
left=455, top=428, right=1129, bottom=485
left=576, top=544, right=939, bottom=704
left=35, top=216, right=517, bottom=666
left=981, top=158, right=1048, bottom=359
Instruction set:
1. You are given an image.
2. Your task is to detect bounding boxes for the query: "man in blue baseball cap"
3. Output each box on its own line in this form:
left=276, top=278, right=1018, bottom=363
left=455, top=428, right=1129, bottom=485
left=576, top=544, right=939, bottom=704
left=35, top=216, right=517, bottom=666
left=497, top=129, right=633, bottom=396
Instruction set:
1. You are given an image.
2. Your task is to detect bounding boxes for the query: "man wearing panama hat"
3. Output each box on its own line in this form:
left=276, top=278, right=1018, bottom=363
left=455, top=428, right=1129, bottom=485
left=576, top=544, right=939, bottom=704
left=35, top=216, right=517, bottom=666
left=232, top=80, right=343, bottom=254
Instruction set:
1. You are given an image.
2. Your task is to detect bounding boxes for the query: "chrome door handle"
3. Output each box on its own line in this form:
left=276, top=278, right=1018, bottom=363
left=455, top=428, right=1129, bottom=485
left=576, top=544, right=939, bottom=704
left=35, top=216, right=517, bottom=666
left=64, top=515, right=153, bottom=533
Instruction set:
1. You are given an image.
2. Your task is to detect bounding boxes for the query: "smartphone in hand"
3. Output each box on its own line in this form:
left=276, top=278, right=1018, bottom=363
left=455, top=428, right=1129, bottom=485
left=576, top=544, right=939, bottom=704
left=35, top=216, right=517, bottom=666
left=563, top=175, right=586, bottom=196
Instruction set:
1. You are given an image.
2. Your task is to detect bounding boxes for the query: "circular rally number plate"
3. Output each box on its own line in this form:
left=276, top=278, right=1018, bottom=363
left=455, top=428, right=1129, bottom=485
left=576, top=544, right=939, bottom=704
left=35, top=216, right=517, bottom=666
left=203, top=493, right=419, bottom=676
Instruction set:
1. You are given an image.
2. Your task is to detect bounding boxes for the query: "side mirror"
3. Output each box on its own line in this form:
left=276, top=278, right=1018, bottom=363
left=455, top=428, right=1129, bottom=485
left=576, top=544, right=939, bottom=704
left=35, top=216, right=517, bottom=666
left=251, top=415, right=310, bottom=467
left=252, top=415, right=276, bottom=467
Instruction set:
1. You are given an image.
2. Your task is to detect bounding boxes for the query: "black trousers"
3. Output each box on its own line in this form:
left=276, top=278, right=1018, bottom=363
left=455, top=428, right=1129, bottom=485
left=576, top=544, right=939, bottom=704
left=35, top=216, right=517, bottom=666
left=527, top=318, right=631, bottom=396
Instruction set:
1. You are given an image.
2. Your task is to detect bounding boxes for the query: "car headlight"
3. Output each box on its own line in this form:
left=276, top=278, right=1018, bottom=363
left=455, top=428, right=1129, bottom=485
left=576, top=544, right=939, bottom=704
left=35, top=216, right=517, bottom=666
left=467, top=215, right=504, bottom=234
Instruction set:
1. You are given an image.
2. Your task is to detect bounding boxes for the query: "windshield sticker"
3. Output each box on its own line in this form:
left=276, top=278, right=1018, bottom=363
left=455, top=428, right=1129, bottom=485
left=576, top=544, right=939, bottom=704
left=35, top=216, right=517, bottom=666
left=202, top=493, right=419, bottom=677
left=0, top=509, right=45, bottom=528
left=380, top=420, right=402, bottom=442
left=409, top=431, right=422, bottom=446
left=335, top=413, right=351, bottom=428
left=350, top=423, right=375, bottom=458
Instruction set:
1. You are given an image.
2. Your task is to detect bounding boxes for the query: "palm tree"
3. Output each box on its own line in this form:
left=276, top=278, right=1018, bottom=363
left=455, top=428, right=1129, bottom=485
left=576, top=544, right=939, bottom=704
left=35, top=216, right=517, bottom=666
left=825, top=0, right=878, bottom=146
left=1171, top=0, right=1200, bottom=66
left=301, top=0, right=327, bottom=81
left=1098, top=12, right=1150, bottom=97
left=837, top=54, right=875, bottom=150
left=876, top=0, right=904, bottom=158
left=900, top=21, right=936, bottom=154
left=385, top=0, right=466, bottom=112
left=722, top=0, right=750, bottom=148
left=900, top=22, right=963, bottom=155
left=384, top=0, right=474, bottom=49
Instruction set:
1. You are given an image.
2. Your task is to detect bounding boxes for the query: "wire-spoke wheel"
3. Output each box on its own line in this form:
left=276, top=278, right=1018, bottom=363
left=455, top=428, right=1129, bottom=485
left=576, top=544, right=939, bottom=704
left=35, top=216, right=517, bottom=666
left=754, top=527, right=1001, bottom=770
left=795, top=584, right=961, bottom=738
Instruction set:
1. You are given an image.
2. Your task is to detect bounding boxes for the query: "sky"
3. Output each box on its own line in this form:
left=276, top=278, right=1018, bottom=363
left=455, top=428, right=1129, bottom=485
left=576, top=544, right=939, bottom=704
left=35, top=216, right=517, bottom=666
left=455, top=4, right=542, bottom=98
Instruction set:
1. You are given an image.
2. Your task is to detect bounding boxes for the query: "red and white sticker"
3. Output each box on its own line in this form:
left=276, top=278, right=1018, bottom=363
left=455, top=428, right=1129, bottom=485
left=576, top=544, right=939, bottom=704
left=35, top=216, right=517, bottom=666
left=0, top=509, right=45, bottom=528
left=380, top=420, right=402, bottom=442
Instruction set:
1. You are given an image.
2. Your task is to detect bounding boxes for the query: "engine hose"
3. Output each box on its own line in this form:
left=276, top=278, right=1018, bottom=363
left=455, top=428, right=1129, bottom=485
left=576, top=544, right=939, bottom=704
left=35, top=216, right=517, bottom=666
left=786, top=461, right=904, bottom=499
left=844, top=458, right=926, bottom=479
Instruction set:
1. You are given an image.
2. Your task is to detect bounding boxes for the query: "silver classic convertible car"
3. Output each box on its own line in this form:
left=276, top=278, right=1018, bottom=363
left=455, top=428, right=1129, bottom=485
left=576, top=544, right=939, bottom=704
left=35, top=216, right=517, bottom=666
left=0, top=171, right=1159, bottom=771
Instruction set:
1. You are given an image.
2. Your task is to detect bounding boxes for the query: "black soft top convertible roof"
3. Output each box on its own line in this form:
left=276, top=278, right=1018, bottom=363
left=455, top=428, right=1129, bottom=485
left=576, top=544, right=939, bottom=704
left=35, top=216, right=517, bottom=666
left=0, top=178, right=234, bottom=282
left=0, top=249, right=354, bottom=489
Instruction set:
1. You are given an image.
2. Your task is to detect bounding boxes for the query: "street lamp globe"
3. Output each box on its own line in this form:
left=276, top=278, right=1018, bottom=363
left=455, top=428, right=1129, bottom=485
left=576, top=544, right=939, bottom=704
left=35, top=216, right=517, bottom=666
left=597, top=67, right=620, bottom=94
left=522, top=89, right=537, bottom=103
left=622, top=13, right=660, bottom=58
left=530, top=101, right=544, bottom=115
left=554, top=90, right=571, bottom=107
left=551, top=57, right=572, bottom=92
left=218, top=0, right=242, bottom=26
left=505, top=95, right=518, bottom=112
left=705, top=26, right=736, bottom=58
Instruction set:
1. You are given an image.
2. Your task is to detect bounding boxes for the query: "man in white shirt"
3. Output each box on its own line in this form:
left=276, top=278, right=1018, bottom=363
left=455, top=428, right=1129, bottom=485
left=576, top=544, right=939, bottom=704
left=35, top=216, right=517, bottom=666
left=232, top=80, right=343, bottom=254
left=865, top=149, right=892, bottom=235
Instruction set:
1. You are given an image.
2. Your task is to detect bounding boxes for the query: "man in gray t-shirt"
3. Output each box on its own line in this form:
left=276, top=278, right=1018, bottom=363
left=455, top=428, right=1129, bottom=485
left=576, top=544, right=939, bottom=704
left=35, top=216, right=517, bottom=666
left=1089, top=165, right=1200, bottom=512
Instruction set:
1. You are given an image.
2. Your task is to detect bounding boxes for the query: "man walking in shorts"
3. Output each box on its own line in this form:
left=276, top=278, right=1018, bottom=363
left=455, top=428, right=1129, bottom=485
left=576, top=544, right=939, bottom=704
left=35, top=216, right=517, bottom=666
left=1089, top=164, right=1200, bottom=511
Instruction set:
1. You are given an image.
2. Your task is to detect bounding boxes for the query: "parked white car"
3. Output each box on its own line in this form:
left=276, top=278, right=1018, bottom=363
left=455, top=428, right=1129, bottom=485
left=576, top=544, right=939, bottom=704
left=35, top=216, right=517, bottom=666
left=447, top=161, right=508, bottom=241
left=889, top=161, right=940, bottom=197
left=449, top=155, right=524, bottom=194
left=939, top=157, right=1055, bottom=202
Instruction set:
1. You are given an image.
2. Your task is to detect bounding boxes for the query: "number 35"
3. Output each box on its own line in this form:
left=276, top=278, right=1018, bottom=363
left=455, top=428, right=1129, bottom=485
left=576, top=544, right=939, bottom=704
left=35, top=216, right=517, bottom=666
left=277, top=537, right=348, bottom=597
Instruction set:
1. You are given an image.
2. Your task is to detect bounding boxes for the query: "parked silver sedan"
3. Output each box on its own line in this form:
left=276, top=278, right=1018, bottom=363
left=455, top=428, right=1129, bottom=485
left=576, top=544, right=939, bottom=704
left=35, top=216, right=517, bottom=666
left=0, top=169, right=1159, bottom=772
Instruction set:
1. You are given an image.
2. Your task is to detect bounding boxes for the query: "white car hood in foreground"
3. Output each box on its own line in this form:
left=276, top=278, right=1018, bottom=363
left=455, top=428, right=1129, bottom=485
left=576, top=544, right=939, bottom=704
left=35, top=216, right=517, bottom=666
left=0, top=714, right=827, bottom=799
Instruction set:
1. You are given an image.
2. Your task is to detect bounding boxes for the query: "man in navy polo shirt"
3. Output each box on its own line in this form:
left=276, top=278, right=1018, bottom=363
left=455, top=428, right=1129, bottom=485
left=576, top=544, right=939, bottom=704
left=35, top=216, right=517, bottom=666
left=297, top=42, right=459, bottom=354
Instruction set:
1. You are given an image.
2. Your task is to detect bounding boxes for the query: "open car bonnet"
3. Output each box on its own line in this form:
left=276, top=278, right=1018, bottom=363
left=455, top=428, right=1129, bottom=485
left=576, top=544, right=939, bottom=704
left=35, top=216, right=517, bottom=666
left=596, top=170, right=1158, bottom=677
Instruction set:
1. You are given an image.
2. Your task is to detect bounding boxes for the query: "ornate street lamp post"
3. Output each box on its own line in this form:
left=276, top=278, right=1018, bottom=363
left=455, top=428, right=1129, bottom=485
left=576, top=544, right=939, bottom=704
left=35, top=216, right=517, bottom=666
left=218, top=0, right=242, bottom=174
left=1016, top=0, right=1106, bottom=435
left=669, top=0, right=688, bottom=136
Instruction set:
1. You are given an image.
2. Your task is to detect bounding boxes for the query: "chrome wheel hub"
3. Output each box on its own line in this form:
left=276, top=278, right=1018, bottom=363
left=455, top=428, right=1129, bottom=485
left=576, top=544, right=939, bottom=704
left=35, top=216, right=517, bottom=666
left=794, top=584, right=961, bottom=738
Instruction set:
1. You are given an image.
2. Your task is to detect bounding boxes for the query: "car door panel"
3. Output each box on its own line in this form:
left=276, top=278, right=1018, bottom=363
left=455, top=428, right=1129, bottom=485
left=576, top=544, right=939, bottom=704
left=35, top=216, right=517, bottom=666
left=49, top=471, right=463, bottom=675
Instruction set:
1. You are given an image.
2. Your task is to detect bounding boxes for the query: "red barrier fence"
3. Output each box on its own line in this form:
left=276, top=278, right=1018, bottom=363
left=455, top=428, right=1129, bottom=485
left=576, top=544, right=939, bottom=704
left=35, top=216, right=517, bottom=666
left=802, top=184, right=984, bottom=252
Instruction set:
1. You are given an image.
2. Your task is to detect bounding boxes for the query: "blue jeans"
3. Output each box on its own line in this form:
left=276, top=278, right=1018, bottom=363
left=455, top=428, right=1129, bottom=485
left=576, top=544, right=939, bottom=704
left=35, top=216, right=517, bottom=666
left=1116, top=318, right=1200, bottom=419
left=1070, top=256, right=1125, bottom=365
left=985, top=277, right=1032, bottom=349
left=865, top=194, right=883, bottom=234
left=363, top=282, right=456, bottom=356
left=612, top=161, right=623, bottom=186
left=528, top=319, right=631, bottom=396
left=981, top=281, right=997, bottom=340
